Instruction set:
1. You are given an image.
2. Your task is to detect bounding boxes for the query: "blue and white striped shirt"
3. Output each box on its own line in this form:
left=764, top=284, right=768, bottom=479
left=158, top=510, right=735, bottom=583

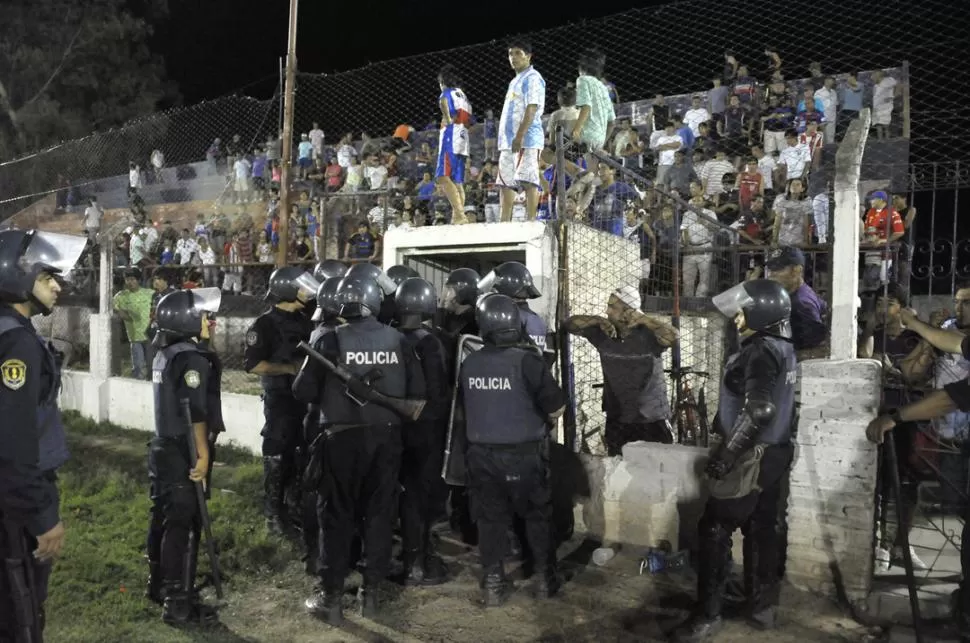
left=498, top=66, right=546, bottom=151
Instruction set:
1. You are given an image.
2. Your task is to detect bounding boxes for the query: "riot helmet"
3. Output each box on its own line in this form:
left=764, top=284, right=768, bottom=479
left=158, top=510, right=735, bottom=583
left=266, top=266, right=319, bottom=304
left=155, top=287, right=222, bottom=339
left=336, top=276, right=383, bottom=318
left=313, top=259, right=347, bottom=282
left=478, top=261, right=541, bottom=299
left=386, top=264, right=420, bottom=286
left=395, top=277, right=437, bottom=329
left=345, top=262, right=398, bottom=295
left=441, top=267, right=481, bottom=310
left=311, top=276, right=342, bottom=322
left=476, top=293, right=522, bottom=344
left=713, top=279, right=792, bottom=339
left=0, top=230, right=88, bottom=315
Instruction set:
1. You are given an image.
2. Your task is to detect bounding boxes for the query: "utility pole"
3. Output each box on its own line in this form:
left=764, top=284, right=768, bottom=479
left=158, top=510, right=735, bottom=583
left=276, top=0, right=299, bottom=267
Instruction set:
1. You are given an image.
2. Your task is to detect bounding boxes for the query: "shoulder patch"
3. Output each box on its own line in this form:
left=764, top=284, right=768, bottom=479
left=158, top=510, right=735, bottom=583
left=1, top=359, right=26, bottom=390
left=246, top=331, right=259, bottom=346
left=184, top=369, right=201, bottom=389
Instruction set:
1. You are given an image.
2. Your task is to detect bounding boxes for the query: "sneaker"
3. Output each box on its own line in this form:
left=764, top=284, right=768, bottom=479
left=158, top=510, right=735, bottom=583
left=874, top=546, right=891, bottom=572
left=891, top=545, right=930, bottom=571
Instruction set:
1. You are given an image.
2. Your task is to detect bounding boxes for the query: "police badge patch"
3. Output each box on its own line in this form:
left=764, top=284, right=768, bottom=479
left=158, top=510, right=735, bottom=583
left=184, top=370, right=201, bottom=388
left=246, top=331, right=259, bottom=346
left=1, top=359, right=26, bottom=390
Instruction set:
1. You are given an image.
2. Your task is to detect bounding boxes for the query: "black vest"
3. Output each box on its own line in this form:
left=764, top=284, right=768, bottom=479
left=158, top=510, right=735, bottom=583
left=519, top=304, right=549, bottom=352
left=322, top=319, right=407, bottom=426
left=460, top=347, right=547, bottom=445
left=718, top=335, right=797, bottom=445
left=259, top=308, right=312, bottom=391
left=0, top=317, right=68, bottom=472
left=309, top=322, right=337, bottom=425
left=152, top=341, right=225, bottom=439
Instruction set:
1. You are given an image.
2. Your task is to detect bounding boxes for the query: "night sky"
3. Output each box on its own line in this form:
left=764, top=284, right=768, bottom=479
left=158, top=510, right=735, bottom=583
left=156, top=0, right=646, bottom=104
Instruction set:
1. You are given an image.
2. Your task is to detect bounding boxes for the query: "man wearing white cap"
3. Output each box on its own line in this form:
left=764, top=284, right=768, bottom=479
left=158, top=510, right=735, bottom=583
left=564, top=285, right=678, bottom=455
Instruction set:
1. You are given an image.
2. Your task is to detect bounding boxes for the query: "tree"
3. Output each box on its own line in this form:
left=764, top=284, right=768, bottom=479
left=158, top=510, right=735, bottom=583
left=0, top=0, right=177, bottom=158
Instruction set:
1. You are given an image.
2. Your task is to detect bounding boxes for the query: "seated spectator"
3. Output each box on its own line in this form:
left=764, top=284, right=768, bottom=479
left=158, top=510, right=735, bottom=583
left=344, top=219, right=380, bottom=262
left=612, top=119, right=643, bottom=161
left=291, top=229, right=314, bottom=262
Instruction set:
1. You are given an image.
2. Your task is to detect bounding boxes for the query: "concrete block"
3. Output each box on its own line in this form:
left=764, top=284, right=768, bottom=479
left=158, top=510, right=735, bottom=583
left=621, top=441, right=707, bottom=474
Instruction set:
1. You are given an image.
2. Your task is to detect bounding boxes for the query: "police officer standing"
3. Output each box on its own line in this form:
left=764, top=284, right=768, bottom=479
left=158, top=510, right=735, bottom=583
left=244, top=267, right=317, bottom=535
left=673, top=279, right=797, bottom=641
left=478, top=261, right=553, bottom=357
left=147, top=287, right=224, bottom=625
left=313, top=259, right=348, bottom=283
left=296, top=275, right=426, bottom=622
left=0, top=230, right=87, bottom=642
left=459, top=294, right=567, bottom=607
left=395, top=277, right=450, bottom=585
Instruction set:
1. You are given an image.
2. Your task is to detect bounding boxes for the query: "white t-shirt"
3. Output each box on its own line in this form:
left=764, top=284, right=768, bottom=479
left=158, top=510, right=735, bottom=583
left=83, top=205, right=103, bottom=230
left=684, top=108, right=712, bottom=136
left=814, top=87, right=838, bottom=120
left=681, top=208, right=714, bottom=246
left=778, top=144, right=812, bottom=180
left=309, top=128, right=325, bottom=151
left=337, top=144, right=357, bottom=168
left=546, top=106, right=580, bottom=139
left=175, top=238, right=199, bottom=265
left=873, top=76, right=898, bottom=113
left=652, top=134, right=683, bottom=166
left=234, top=158, right=251, bottom=180
left=129, top=235, right=146, bottom=265
left=142, top=226, right=159, bottom=252
left=364, top=165, right=388, bottom=190
left=198, top=247, right=216, bottom=266
left=129, top=168, right=142, bottom=190
left=757, top=156, right=777, bottom=191
left=613, top=129, right=639, bottom=157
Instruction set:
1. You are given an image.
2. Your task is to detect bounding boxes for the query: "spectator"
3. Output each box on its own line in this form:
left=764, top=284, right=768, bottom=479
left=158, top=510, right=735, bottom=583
left=482, top=169, right=502, bottom=224
left=761, top=95, right=794, bottom=156
left=297, top=133, right=313, bottom=180
left=206, top=138, right=222, bottom=174
left=648, top=94, right=669, bottom=134
left=251, top=148, right=268, bottom=201
left=652, top=205, right=678, bottom=294
left=695, top=122, right=719, bottom=159
left=806, top=61, right=826, bottom=91
left=815, top=77, right=839, bottom=144
left=796, top=87, right=825, bottom=114
left=590, top=163, right=641, bottom=236
left=837, top=73, right=865, bottom=141
left=142, top=223, right=160, bottom=257
left=564, top=286, right=678, bottom=455
left=291, top=229, right=313, bottom=262
left=795, top=101, right=825, bottom=135
left=860, top=190, right=905, bottom=292
left=233, top=153, right=252, bottom=204
left=363, top=152, right=388, bottom=191
left=572, top=48, right=616, bottom=160
left=772, top=178, right=813, bottom=246
left=700, top=147, right=734, bottom=197
left=336, top=132, right=357, bottom=168
left=266, top=132, right=282, bottom=164
left=497, top=38, right=546, bottom=221
left=150, top=149, right=165, bottom=183
left=128, top=227, right=148, bottom=272
left=391, top=123, right=415, bottom=153
left=414, top=141, right=434, bottom=177
left=709, top=77, right=729, bottom=124
left=681, top=197, right=717, bottom=297
left=547, top=85, right=579, bottom=146
left=197, top=236, right=218, bottom=287
left=777, top=129, right=812, bottom=184
left=765, top=246, right=828, bottom=356
left=752, top=144, right=776, bottom=194
left=718, top=94, right=750, bottom=158
left=872, top=69, right=899, bottom=139
left=691, top=150, right=708, bottom=180
left=175, top=228, right=199, bottom=268
left=112, top=269, right=154, bottom=380
left=129, top=162, right=142, bottom=192
left=799, top=120, right=825, bottom=170
left=661, top=150, right=698, bottom=200
left=223, top=231, right=245, bottom=295
left=613, top=119, right=644, bottom=164
left=325, top=156, right=344, bottom=192
left=225, top=134, right=243, bottom=170
left=257, top=231, right=273, bottom=264
left=345, top=219, right=380, bottom=262
left=736, top=157, right=764, bottom=211
left=309, top=122, right=325, bottom=160
left=83, top=197, right=103, bottom=242
left=483, top=108, right=497, bottom=162
left=435, top=64, right=473, bottom=224
left=727, top=60, right=757, bottom=107
left=147, top=267, right=177, bottom=346
left=651, top=120, right=684, bottom=191
left=672, top=114, right=695, bottom=153
left=683, top=94, right=711, bottom=137
left=627, top=210, right=657, bottom=295
left=811, top=178, right=831, bottom=245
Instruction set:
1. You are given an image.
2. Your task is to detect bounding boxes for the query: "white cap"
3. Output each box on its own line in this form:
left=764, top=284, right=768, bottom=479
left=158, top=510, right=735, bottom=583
left=614, top=285, right=640, bottom=310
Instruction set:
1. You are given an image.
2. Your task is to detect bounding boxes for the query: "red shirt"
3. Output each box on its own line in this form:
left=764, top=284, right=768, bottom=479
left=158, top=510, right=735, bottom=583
left=864, top=207, right=904, bottom=241
left=738, top=171, right=762, bottom=208
left=799, top=130, right=824, bottom=156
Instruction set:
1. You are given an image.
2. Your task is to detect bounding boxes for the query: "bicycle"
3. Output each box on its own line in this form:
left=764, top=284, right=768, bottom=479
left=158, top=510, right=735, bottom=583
left=666, top=366, right=711, bottom=447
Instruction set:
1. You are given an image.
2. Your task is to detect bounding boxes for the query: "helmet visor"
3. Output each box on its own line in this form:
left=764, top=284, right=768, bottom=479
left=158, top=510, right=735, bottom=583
left=295, top=272, right=322, bottom=302
left=190, top=287, right=222, bottom=314
left=712, top=282, right=754, bottom=319
left=376, top=272, right=398, bottom=296
left=477, top=270, right=497, bottom=294
left=22, top=231, right=88, bottom=282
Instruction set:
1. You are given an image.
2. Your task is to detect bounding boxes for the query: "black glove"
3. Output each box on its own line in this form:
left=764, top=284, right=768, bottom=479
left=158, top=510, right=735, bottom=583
left=705, top=456, right=731, bottom=480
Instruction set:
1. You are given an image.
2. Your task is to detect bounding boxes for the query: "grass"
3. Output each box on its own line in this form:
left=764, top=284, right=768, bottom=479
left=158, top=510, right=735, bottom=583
left=46, top=411, right=298, bottom=643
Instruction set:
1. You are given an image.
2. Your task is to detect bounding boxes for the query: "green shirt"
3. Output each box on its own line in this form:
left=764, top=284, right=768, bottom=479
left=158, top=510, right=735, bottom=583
left=113, top=287, right=155, bottom=343
left=575, top=74, right=616, bottom=149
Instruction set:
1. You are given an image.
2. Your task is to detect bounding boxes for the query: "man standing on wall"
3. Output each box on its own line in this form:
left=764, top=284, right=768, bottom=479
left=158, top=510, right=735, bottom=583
left=564, top=285, right=678, bottom=455
left=435, top=64, right=473, bottom=225
left=497, top=38, right=546, bottom=222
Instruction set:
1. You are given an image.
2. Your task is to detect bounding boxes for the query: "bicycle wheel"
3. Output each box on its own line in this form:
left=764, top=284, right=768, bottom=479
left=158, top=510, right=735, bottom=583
left=697, top=387, right=710, bottom=448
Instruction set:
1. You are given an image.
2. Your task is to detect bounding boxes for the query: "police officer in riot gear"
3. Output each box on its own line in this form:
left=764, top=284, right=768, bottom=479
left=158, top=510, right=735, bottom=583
left=478, top=261, right=554, bottom=358
left=295, top=275, right=426, bottom=622
left=344, top=262, right=400, bottom=324
left=313, top=259, right=347, bottom=282
left=394, top=277, right=450, bottom=585
left=386, top=264, right=419, bottom=286
left=147, top=287, right=224, bottom=625
left=459, top=294, right=567, bottom=607
left=244, top=267, right=317, bottom=535
left=673, top=279, right=797, bottom=642
left=0, top=230, right=87, bottom=642
left=300, top=276, right=343, bottom=575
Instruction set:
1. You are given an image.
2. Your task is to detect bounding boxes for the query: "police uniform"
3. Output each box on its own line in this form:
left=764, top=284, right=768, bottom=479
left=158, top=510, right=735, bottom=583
left=244, top=288, right=314, bottom=534
left=460, top=294, right=567, bottom=606
left=148, top=297, right=224, bottom=624
left=296, top=277, right=426, bottom=622
left=0, top=230, right=87, bottom=641
left=674, top=280, right=797, bottom=642
left=395, top=277, right=450, bottom=585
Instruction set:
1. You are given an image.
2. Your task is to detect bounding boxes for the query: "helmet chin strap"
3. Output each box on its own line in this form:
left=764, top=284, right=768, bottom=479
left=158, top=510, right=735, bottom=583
left=27, top=293, right=51, bottom=317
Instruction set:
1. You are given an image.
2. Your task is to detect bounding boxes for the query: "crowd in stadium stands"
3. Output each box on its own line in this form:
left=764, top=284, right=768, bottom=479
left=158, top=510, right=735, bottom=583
left=90, top=45, right=900, bottom=299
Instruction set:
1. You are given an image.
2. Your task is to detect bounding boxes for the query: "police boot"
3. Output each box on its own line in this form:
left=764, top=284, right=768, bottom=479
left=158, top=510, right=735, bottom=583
left=161, top=583, right=192, bottom=625
left=305, top=585, right=344, bottom=625
left=187, top=591, right=219, bottom=625
left=483, top=565, right=512, bottom=608
left=671, top=523, right=730, bottom=642
left=262, top=456, right=287, bottom=535
left=357, top=584, right=380, bottom=619
left=535, top=564, right=562, bottom=600
left=146, top=557, right=164, bottom=605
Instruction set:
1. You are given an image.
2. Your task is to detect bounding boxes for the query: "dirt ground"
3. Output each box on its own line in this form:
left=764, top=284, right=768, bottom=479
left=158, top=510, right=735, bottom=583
left=208, top=535, right=881, bottom=643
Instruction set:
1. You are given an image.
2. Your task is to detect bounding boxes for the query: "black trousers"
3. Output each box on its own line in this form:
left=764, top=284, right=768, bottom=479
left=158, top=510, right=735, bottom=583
left=320, top=425, right=402, bottom=589
left=696, top=444, right=794, bottom=616
left=147, top=438, right=201, bottom=589
left=0, top=516, right=53, bottom=640
left=466, top=441, right=553, bottom=573
left=603, top=418, right=673, bottom=456
left=399, top=421, right=445, bottom=557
